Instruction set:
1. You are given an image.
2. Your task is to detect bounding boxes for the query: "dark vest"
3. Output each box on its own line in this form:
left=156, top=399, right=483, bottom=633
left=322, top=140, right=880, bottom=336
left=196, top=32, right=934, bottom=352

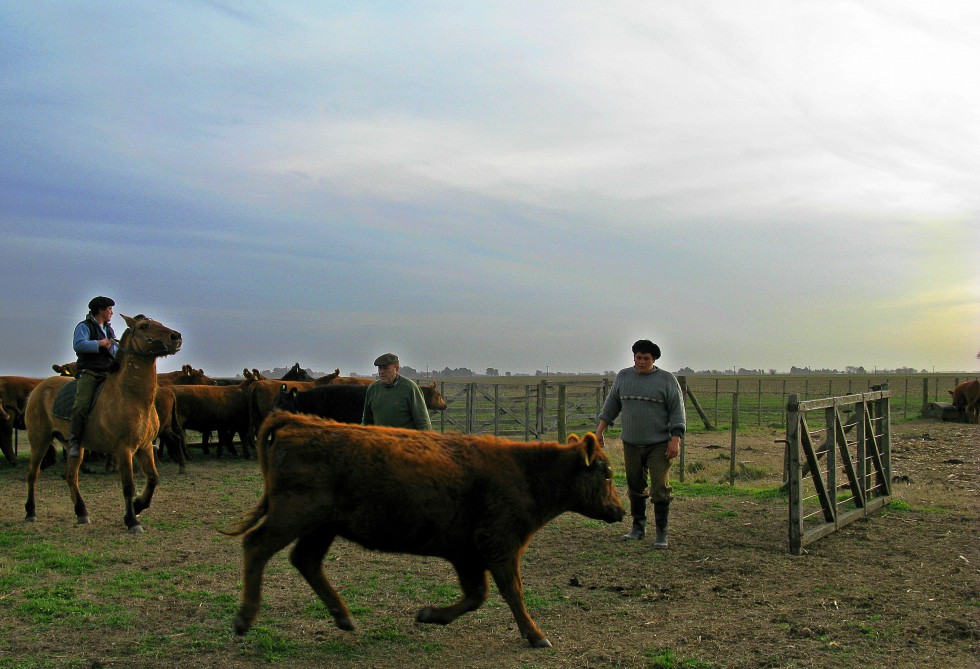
left=75, top=317, right=117, bottom=374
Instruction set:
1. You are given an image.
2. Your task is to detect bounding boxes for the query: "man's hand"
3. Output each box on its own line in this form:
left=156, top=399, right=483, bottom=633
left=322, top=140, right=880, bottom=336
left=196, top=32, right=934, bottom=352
left=666, top=435, right=681, bottom=460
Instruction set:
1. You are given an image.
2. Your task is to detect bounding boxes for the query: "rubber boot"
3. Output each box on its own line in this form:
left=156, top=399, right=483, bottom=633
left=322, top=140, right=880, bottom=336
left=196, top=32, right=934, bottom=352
left=653, top=502, right=670, bottom=549
left=67, top=413, right=85, bottom=459
left=621, top=492, right=647, bottom=541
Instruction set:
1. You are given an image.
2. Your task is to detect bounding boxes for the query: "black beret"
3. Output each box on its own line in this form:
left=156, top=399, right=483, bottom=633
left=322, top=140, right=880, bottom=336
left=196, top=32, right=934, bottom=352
left=88, top=296, right=115, bottom=311
left=373, top=353, right=399, bottom=366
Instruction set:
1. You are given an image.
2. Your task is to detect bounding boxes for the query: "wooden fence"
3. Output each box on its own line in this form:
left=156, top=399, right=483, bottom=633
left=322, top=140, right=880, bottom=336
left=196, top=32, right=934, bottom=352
left=784, top=385, right=892, bottom=555
left=431, top=379, right=610, bottom=441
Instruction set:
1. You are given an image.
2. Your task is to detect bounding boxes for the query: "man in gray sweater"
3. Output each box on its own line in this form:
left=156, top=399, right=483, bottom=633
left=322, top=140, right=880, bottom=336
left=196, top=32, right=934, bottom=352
left=596, top=340, right=686, bottom=547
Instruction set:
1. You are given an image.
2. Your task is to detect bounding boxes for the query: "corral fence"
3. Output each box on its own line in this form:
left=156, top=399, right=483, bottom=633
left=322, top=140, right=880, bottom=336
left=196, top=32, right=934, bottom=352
left=430, top=379, right=609, bottom=442
left=783, top=385, right=892, bottom=555
left=677, top=374, right=972, bottom=429
left=419, top=373, right=970, bottom=444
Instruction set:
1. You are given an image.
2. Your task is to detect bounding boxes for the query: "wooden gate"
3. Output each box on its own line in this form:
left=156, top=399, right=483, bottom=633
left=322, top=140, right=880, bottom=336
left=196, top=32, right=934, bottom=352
left=785, top=385, right=892, bottom=554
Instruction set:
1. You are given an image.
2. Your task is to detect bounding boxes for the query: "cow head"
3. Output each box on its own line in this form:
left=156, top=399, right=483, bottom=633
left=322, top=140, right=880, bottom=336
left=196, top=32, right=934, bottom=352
left=52, top=362, right=76, bottom=377
left=566, top=433, right=625, bottom=524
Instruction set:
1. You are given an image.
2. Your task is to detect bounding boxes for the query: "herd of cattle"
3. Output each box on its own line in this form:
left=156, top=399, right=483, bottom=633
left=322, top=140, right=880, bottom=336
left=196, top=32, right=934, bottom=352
left=2, top=344, right=976, bottom=648
left=0, top=361, right=447, bottom=471
left=0, top=351, right=627, bottom=648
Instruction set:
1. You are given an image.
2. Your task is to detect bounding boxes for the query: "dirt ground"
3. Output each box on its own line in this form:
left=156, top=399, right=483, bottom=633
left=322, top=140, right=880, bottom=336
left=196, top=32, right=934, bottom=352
left=0, top=418, right=976, bottom=669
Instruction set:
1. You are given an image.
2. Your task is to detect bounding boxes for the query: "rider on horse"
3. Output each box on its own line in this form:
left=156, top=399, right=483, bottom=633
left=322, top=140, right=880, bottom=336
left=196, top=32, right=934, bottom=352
left=68, top=296, right=119, bottom=458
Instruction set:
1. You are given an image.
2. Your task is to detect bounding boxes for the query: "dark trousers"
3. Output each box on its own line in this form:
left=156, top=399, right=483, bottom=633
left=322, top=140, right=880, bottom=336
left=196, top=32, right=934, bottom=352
left=69, top=370, right=106, bottom=441
left=623, top=440, right=673, bottom=519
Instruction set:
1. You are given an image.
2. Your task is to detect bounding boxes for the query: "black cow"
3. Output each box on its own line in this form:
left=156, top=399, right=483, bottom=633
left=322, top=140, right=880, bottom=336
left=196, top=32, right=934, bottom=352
left=273, top=384, right=365, bottom=423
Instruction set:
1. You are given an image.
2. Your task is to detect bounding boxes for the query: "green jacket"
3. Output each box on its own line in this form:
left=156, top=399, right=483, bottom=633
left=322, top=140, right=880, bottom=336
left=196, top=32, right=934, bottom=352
left=362, top=375, right=432, bottom=430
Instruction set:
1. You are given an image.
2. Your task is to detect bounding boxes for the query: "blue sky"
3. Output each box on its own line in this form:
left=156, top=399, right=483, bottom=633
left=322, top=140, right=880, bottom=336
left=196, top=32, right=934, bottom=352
left=2, top=1, right=977, bottom=378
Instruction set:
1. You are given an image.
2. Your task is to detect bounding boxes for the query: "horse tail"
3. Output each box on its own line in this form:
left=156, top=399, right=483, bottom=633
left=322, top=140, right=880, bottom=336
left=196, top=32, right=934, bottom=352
left=220, top=411, right=287, bottom=537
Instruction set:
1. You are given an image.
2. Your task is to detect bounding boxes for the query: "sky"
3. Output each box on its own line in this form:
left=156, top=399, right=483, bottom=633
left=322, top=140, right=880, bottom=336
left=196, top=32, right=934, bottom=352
left=1, top=1, right=978, bottom=379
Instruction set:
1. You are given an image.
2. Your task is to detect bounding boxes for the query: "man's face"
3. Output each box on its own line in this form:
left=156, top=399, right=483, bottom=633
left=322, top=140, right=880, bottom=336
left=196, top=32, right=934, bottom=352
left=377, top=363, right=399, bottom=384
left=633, top=352, right=656, bottom=373
left=98, top=306, right=113, bottom=324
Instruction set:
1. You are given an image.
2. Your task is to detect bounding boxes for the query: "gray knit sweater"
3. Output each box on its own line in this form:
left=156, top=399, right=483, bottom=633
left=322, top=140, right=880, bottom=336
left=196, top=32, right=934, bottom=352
left=599, top=367, right=686, bottom=444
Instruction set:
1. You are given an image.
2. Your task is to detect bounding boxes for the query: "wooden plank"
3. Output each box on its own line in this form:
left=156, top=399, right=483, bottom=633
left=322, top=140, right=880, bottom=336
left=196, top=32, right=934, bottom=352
left=800, top=414, right=835, bottom=523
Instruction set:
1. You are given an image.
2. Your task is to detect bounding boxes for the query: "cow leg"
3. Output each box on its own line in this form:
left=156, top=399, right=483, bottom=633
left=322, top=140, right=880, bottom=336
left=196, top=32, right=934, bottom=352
left=289, top=532, right=353, bottom=630
left=487, top=556, right=551, bottom=648
left=416, top=559, right=489, bottom=626
left=132, top=446, right=159, bottom=519
left=234, top=523, right=297, bottom=635
left=238, top=428, right=253, bottom=460
left=1, top=423, right=16, bottom=466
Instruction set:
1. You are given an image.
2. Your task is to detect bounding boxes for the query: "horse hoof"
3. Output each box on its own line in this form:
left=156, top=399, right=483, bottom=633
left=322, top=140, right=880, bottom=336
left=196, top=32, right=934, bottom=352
left=129, top=524, right=144, bottom=534
left=77, top=516, right=90, bottom=525
left=529, top=637, right=553, bottom=649
left=335, top=616, right=355, bottom=632
left=25, top=515, right=36, bottom=523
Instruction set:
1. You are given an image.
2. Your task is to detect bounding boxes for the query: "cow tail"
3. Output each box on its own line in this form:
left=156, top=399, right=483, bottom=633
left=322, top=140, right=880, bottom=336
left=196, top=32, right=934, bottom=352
left=220, top=412, right=285, bottom=537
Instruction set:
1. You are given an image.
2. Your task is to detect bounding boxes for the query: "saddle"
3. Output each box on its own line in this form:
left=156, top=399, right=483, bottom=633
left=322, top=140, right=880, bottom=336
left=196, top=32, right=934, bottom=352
left=52, top=378, right=107, bottom=420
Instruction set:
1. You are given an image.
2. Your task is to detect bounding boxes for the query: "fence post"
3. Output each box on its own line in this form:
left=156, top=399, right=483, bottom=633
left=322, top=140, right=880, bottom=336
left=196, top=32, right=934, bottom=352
left=465, top=383, right=475, bottom=433
left=557, top=384, right=567, bottom=443
left=536, top=380, right=547, bottom=438
left=524, top=385, right=531, bottom=441
left=787, top=393, right=803, bottom=554
left=921, top=377, right=929, bottom=415
left=730, top=392, right=739, bottom=486
left=493, top=384, right=500, bottom=436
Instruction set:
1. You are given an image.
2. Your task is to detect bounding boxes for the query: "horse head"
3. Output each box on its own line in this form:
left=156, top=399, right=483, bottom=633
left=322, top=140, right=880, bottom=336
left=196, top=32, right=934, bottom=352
left=120, top=314, right=182, bottom=358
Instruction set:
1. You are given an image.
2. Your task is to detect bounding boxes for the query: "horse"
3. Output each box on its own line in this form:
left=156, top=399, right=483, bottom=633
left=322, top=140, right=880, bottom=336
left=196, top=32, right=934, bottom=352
left=24, top=314, right=182, bottom=533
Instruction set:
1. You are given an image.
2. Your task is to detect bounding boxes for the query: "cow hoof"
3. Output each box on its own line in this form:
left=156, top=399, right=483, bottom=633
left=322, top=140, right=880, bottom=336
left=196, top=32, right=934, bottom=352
left=128, top=524, right=144, bottom=534
left=529, top=637, right=553, bottom=649
left=77, top=516, right=90, bottom=525
left=233, top=615, right=251, bottom=636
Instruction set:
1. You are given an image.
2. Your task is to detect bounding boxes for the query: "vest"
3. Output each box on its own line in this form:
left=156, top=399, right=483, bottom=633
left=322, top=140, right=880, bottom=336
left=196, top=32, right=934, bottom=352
left=75, top=317, right=117, bottom=374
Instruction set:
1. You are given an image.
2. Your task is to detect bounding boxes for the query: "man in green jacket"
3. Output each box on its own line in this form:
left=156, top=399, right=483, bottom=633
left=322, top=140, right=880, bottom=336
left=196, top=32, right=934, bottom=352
left=362, top=353, right=432, bottom=431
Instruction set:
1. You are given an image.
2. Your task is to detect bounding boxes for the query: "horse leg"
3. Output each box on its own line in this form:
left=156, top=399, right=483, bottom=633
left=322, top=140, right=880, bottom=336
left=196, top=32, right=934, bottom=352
left=116, top=451, right=143, bottom=533
left=65, top=449, right=90, bottom=524
left=24, top=444, right=46, bottom=522
left=132, top=446, right=159, bottom=518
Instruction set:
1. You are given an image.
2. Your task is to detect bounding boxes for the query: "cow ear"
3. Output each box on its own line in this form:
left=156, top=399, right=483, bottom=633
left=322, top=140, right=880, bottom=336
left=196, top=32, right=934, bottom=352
left=581, top=433, right=600, bottom=467
left=948, top=389, right=953, bottom=396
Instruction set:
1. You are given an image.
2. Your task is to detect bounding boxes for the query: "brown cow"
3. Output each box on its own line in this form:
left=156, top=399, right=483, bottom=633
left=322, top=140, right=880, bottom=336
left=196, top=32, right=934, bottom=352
left=0, top=376, right=44, bottom=466
left=312, top=368, right=341, bottom=386
left=158, top=364, right=217, bottom=386
left=948, top=379, right=980, bottom=424
left=173, top=383, right=255, bottom=458
left=327, top=376, right=373, bottom=385
left=226, top=415, right=624, bottom=648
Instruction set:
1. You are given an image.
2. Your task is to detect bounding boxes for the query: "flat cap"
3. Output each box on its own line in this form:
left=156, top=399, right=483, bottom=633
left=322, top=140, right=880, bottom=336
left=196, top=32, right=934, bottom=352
left=88, top=296, right=115, bottom=311
left=373, top=353, right=399, bottom=367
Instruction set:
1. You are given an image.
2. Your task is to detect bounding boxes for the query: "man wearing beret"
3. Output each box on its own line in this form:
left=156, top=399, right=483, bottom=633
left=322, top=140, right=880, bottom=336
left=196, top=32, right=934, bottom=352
left=596, top=339, right=686, bottom=548
left=67, top=296, right=120, bottom=458
left=362, top=353, right=432, bottom=430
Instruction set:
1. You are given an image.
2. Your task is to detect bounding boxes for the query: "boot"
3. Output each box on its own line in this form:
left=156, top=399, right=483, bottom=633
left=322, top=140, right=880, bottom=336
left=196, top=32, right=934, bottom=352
left=67, top=413, right=85, bottom=459
left=653, top=502, right=670, bottom=549
left=622, top=492, right=648, bottom=541
left=622, top=518, right=646, bottom=541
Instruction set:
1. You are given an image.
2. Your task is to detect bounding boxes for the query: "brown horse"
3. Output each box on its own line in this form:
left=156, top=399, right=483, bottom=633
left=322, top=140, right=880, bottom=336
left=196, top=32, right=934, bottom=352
left=24, top=314, right=182, bottom=533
